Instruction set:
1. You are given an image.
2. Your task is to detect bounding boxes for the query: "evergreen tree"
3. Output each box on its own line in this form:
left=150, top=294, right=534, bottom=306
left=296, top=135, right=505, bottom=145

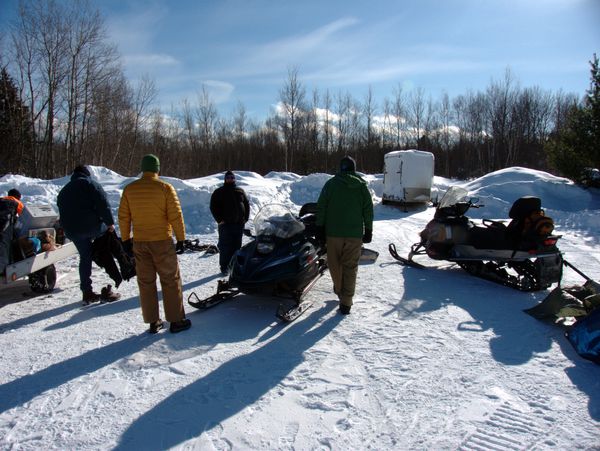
left=0, top=67, right=35, bottom=175
left=547, top=54, right=600, bottom=179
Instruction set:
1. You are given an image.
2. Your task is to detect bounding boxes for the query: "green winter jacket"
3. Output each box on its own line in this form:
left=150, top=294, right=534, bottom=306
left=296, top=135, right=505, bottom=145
left=316, top=172, right=374, bottom=238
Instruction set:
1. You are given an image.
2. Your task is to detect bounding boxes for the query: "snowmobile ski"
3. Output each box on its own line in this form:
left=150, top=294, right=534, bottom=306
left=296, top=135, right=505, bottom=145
left=388, top=243, right=426, bottom=269
left=187, top=279, right=241, bottom=310
left=276, top=300, right=313, bottom=322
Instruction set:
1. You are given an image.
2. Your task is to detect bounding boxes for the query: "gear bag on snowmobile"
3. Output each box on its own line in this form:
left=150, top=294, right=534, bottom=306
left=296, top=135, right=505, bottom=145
left=507, top=196, right=555, bottom=249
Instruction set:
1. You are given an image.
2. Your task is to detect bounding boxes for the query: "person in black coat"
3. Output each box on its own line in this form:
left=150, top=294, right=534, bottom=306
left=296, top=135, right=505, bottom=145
left=209, top=171, right=250, bottom=273
left=57, top=165, right=119, bottom=302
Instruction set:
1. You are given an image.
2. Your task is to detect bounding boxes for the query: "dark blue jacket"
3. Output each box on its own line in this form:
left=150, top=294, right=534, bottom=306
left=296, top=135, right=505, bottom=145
left=210, top=184, right=250, bottom=225
left=57, top=172, right=114, bottom=241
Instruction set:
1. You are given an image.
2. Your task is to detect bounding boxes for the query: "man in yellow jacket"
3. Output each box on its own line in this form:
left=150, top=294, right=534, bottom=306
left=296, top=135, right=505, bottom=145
left=118, top=154, right=191, bottom=334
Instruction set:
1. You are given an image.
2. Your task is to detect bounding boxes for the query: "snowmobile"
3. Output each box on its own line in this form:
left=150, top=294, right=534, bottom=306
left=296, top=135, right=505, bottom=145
left=188, top=203, right=327, bottom=321
left=389, top=186, right=563, bottom=291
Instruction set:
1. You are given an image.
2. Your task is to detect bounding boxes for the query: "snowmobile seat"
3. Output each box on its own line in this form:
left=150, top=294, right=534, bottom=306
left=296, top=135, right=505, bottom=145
left=468, top=224, right=512, bottom=250
left=299, top=202, right=318, bottom=218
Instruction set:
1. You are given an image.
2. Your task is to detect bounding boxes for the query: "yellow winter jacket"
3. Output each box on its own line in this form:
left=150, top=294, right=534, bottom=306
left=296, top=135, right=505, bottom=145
left=118, top=172, right=185, bottom=242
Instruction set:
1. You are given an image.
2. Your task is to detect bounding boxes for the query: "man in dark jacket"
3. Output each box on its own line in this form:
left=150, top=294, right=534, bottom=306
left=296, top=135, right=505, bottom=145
left=210, top=170, right=250, bottom=273
left=316, top=156, right=373, bottom=315
left=57, top=165, right=119, bottom=303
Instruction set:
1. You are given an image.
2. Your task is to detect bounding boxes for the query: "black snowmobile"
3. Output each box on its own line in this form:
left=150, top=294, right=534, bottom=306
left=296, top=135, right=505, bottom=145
left=389, top=186, right=563, bottom=291
left=188, top=203, right=327, bottom=321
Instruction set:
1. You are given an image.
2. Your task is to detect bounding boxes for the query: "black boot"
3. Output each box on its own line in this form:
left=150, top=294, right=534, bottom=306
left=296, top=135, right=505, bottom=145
left=169, top=318, right=191, bottom=333
left=148, top=319, right=164, bottom=334
left=82, top=289, right=101, bottom=305
left=339, top=304, right=351, bottom=315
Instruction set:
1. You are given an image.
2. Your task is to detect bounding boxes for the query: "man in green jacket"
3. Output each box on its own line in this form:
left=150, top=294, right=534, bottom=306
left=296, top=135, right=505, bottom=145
left=316, top=156, right=374, bottom=314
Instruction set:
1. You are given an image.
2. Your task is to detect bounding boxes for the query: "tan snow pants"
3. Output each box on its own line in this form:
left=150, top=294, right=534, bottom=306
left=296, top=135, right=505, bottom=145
left=326, top=236, right=362, bottom=307
left=133, top=239, right=185, bottom=323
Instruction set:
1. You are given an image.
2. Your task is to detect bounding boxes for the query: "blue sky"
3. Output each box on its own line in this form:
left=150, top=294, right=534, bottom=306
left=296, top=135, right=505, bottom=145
left=2, top=0, right=599, bottom=120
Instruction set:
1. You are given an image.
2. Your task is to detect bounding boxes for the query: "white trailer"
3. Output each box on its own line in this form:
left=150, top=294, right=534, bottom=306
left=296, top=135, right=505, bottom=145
left=382, top=150, right=434, bottom=205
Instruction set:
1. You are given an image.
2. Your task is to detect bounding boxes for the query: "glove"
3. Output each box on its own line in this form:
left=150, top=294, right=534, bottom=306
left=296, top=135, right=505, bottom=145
left=122, top=239, right=133, bottom=254
left=315, top=226, right=326, bottom=245
left=175, top=240, right=185, bottom=254
left=362, top=228, right=372, bottom=244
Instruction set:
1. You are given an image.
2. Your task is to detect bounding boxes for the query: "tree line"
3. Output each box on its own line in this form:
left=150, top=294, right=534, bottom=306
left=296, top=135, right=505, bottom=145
left=1, top=0, right=598, bottom=181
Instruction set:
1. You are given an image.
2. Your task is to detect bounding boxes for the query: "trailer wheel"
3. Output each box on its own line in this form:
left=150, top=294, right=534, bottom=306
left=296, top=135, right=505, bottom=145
left=29, top=264, right=57, bottom=293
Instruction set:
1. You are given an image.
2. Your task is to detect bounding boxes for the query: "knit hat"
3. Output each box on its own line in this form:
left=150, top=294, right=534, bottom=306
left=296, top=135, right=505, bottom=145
left=141, top=154, right=160, bottom=173
left=73, top=165, right=91, bottom=177
left=340, top=156, right=356, bottom=173
left=224, top=170, right=235, bottom=181
left=7, top=188, right=21, bottom=199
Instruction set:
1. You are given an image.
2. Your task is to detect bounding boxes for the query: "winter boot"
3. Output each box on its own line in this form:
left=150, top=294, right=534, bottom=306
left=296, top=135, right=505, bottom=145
left=148, top=319, right=164, bottom=334
left=82, top=289, right=101, bottom=305
left=169, top=318, right=191, bottom=333
left=101, top=284, right=121, bottom=302
left=339, top=304, right=351, bottom=315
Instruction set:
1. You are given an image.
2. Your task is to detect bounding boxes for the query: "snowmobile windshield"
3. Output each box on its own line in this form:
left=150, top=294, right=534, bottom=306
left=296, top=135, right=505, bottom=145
left=253, top=204, right=305, bottom=239
left=438, top=186, right=470, bottom=209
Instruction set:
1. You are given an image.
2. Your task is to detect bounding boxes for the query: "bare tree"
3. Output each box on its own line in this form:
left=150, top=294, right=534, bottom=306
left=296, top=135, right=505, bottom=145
left=362, top=85, right=376, bottom=169
left=392, top=83, right=405, bottom=148
left=408, top=87, right=425, bottom=148
left=485, top=68, right=517, bottom=171
left=335, top=90, right=352, bottom=155
left=278, top=66, right=306, bottom=171
left=195, top=85, right=217, bottom=175
left=321, top=89, right=333, bottom=172
left=440, top=92, right=452, bottom=177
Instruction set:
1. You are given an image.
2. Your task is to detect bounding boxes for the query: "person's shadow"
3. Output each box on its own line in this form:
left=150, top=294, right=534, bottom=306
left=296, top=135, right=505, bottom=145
left=0, top=332, right=161, bottom=413
left=115, top=301, right=340, bottom=450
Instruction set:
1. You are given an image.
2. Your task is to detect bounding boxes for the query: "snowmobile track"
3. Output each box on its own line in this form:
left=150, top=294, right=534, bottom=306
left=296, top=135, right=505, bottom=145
left=459, top=401, right=550, bottom=451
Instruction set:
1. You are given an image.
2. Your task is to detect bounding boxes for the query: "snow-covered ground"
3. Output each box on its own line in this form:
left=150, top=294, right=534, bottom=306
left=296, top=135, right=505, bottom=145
left=1, top=167, right=599, bottom=450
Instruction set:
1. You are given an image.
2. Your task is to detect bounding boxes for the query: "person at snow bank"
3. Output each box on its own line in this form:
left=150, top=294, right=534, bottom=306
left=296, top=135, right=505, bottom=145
left=209, top=170, right=250, bottom=274
left=316, top=156, right=373, bottom=315
left=118, top=154, right=191, bottom=334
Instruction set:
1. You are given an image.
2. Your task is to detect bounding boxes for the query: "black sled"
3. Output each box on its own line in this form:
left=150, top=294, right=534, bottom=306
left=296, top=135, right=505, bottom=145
left=390, top=186, right=563, bottom=291
left=188, top=203, right=327, bottom=321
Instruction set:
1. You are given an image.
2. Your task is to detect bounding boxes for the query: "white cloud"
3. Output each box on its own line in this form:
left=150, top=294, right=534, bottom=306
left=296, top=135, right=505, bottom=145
left=200, top=80, right=235, bottom=104
left=124, top=53, right=179, bottom=67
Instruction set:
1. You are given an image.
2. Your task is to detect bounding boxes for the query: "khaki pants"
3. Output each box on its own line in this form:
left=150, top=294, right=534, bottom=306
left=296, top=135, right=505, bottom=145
left=326, top=236, right=362, bottom=307
left=133, top=239, right=185, bottom=323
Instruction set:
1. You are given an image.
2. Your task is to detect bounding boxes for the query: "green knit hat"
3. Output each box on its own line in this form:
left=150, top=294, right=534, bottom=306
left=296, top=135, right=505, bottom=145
left=141, top=154, right=160, bottom=173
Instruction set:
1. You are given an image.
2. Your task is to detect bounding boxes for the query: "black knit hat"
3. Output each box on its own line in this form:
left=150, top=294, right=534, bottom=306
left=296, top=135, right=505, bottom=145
left=7, top=188, right=21, bottom=199
left=224, top=170, right=235, bottom=180
left=73, top=165, right=91, bottom=177
left=340, top=156, right=356, bottom=173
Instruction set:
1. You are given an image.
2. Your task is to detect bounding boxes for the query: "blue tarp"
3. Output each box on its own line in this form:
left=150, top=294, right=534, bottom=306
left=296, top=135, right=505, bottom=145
left=566, top=308, right=600, bottom=365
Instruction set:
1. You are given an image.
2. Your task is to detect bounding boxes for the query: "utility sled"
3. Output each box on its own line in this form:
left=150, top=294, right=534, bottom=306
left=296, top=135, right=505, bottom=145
left=389, top=186, right=563, bottom=291
left=1, top=202, right=77, bottom=293
left=188, top=203, right=327, bottom=322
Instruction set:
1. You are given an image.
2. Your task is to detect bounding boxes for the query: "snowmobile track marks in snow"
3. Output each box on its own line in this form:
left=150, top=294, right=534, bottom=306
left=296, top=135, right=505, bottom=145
left=459, top=401, right=550, bottom=451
